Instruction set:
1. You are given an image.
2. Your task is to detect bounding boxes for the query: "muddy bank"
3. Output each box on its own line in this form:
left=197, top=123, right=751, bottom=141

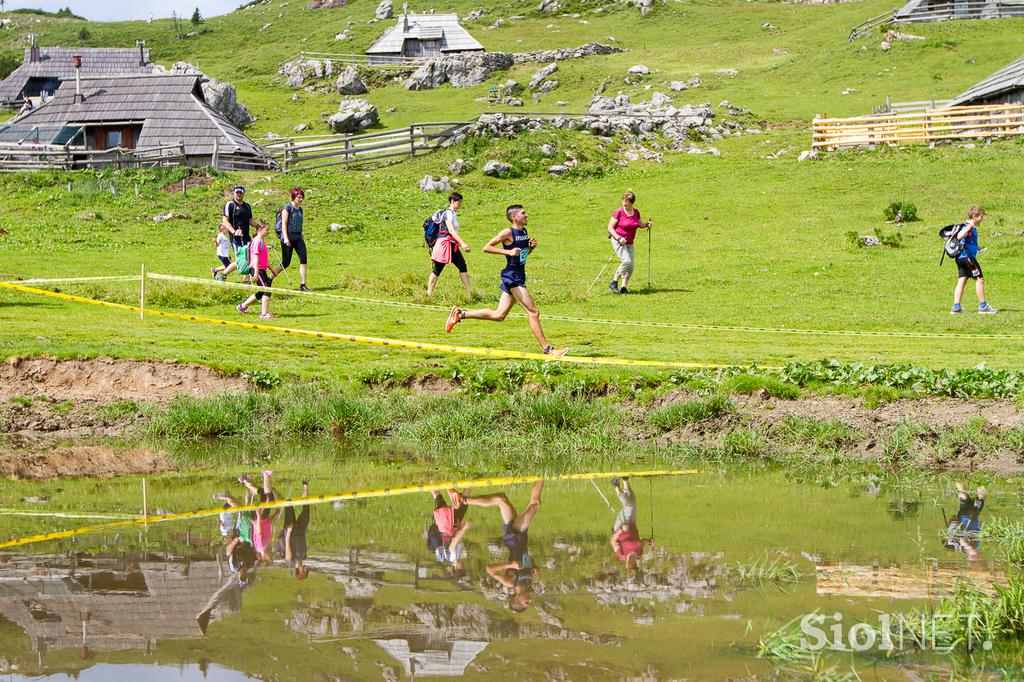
left=0, top=443, right=174, bottom=480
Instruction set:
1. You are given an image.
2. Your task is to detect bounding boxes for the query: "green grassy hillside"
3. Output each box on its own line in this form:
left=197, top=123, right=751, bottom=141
left=1, top=1, right=1023, bottom=374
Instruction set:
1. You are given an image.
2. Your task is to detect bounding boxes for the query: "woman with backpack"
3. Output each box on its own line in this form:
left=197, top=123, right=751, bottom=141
left=236, top=221, right=275, bottom=319
left=275, top=188, right=310, bottom=293
left=606, top=191, right=652, bottom=294
left=951, top=205, right=997, bottom=315
left=427, top=191, right=472, bottom=298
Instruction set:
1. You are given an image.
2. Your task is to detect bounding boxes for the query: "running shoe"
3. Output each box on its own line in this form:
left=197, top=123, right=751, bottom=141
left=950, top=305, right=963, bottom=314
left=211, top=267, right=219, bottom=278
left=236, top=304, right=249, bottom=314
left=620, top=287, right=629, bottom=294
left=544, top=346, right=569, bottom=359
left=610, top=476, right=621, bottom=488
left=215, top=274, right=227, bottom=281
left=448, top=488, right=465, bottom=509
left=608, top=281, right=619, bottom=294
left=259, top=312, right=274, bottom=320
left=262, top=469, right=274, bottom=477
left=299, top=284, right=310, bottom=293
left=446, top=307, right=462, bottom=333
left=979, top=304, right=998, bottom=314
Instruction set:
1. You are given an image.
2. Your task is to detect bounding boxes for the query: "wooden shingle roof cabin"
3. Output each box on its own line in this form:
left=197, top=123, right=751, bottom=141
left=0, top=43, right=157, bottom=105
left=366, top=10, right=484, bottom=64
left=9, top=73, right=274, bottom=170
left=949, top=53, right=1024, bottom=106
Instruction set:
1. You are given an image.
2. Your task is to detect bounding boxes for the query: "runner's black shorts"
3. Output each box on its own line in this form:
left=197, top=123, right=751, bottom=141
left=956, top=257, right=982, bottom=280
left=281, top=237, right=307, bottom=267
left=432, top=249, right=468, bottom=276
left=254, top=269, right=273, bottom=300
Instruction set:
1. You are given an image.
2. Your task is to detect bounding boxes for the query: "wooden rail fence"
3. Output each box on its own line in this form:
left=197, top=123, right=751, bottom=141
left=812, top=104, right=1024, bottom=150
left=259, top=120, right=477, bottom=172
left=277, top=51, right=425, bottom=73
left=850, top=1, right=1024, bottom=39
left=0, top=140, right=276, bottom=172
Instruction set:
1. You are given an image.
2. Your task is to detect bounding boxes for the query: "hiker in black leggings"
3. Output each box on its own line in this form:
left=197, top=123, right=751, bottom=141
left=274, top=187, right=309, bottom=292
left=278, top=478, right=312, bottom=580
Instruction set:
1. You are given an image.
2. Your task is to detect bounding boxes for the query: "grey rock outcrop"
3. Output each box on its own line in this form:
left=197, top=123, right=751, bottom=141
left=669, top=80, right=688, bottom=91
left=163, top=62, right=255, bottom=127
left=538, top=0, right=560, bottom=12
left=632, top=0, right=654, bottom=15
left=334, top=66, right=368, bottom=95
left=535, top=79, right=558, bottom=95
left=529, top=62, right=558, bottom=89
left=327, top=98, right=379, bottom=133
left=405, top=52, right=515, bottom=89
left=512, top=42, right=623, bottom=64
left=627, top=64, right=650, bottom=75
left=375, top=0, right=393, bottom=19
left=418, top=174, right=452, bottom=191
left=482, top=160, right=511, bottom=177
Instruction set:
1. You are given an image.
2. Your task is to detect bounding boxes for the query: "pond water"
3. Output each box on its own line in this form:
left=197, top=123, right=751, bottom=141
left=0, top=468, right=1020, bottom=680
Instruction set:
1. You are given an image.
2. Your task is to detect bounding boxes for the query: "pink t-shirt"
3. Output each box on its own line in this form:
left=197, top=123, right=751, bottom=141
left=611, top=208, right=643, bottom=244
left=252, top=238, right=269, bottom=270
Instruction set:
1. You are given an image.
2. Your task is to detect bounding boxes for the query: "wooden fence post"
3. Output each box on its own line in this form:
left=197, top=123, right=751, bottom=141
left=409, top=123, right=416, bottom=157
left=179, top=139, right=186, bottom=166
left=212, top=137, right=220, bottom=170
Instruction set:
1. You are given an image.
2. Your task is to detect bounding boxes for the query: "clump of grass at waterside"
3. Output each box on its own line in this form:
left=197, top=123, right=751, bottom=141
left=149, top=386, right=625, bottom=454
left=647, top=394, right=735, bottom=430
left=730, top=552, right=804, bottom=592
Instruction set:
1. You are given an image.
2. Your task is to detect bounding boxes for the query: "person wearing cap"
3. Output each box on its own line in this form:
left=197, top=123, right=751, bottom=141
left=216, top=186, right=254, bottom=281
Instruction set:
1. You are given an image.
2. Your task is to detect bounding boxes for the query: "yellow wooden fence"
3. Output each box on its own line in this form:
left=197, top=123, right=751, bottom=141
left=812, top=104, right=1024, bottom=150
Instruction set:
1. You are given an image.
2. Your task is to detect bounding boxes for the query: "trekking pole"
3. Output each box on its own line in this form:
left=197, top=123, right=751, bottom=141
left=593, top=475, right=614, bottom=512
left=647, top=224, right=652, bottom=291
left=586, top=253, right=616, bottom=295
left=648, top=476, right=654, bottom=542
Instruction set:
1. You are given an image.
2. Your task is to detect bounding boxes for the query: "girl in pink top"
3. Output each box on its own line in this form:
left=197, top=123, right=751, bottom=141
left=237, top=221, right=274, bottom=319
left=606, top=191, right=652, bottom=294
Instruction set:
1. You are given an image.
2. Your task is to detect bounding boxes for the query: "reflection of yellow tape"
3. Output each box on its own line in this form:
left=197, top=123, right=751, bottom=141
left=0, top=469, right=696, bottom=549
left=0, top=281, right=756, bottom=370
left=147, top=272, right=1024, bottom=342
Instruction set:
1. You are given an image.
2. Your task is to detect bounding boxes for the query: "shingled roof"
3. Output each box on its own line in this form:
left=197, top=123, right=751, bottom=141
left=366, top=14, right=484, bottom=55
left=0, top=46, right=155, bottom=103
left=11, top=74, right=266, bottom=159
left=950, top=53, right=1024, bottom=106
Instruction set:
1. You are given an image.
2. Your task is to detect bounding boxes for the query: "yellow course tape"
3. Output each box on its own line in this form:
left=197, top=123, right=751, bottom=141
left=145, top=272, right=1024, bottom=343
left=0, top=281, right=754, bottom=370
left=0, top=469, right=696, bottom=549
left=1, top=275, right=141, bottom=285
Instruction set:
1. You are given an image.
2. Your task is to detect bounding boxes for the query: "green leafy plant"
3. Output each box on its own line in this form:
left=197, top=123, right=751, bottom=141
left=883, top=200, right=918, bottom=222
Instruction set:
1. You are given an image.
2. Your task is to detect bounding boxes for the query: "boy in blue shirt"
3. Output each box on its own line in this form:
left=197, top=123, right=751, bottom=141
left=951, top=205, right=997, bottom=314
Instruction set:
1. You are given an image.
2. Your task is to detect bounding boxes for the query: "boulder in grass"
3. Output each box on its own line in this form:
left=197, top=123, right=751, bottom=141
left=375, top=0, right=393, bottom=19
left=334, top=66, right=368, bottom=95
left=529, top=62, right=558, bottom=89
left=627, top=64, right=650, bottom=75
left=327, top=98, right=379, bottom=133
left=482, top=160, right=511, bottom=177
left=418, top=175, right=452, bottom=191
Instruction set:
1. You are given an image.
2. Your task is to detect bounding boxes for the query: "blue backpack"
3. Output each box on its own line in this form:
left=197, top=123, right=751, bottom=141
left=422, top=209, right=445, bottom=249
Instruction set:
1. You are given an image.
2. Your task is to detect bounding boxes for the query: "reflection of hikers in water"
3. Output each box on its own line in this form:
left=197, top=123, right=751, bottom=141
left=944, top=482, right=986, bottom=560
left=476, top=481, right=543, bottom=612
left=609, top=477, right=653, bottom=574
left=225, top=529, right=257, bottom=587
left=278, top=478, right=311, bottom=580
left=427, top=488, right=474, bottom=576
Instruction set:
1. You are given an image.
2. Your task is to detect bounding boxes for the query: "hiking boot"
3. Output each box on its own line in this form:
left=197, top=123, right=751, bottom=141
left=950, top=305, right=963, bottom=314
left=236, top=304, right=249, bottom=314
left=608, top=281, right=619, bottom=294
left=299, top=284, right=310, bottom=293
left=446, top=307, right=462, bottom=333
left=979, top=304, right=998, bottom=314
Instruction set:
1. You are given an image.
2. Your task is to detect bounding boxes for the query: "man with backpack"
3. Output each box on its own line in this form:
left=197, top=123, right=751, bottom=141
left=949, top=205, right=997, bottom=315
left=426, top=191, right=472, bottom=298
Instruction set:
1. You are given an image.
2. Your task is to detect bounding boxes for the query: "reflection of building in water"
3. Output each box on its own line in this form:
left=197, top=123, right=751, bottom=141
left=290, top=549, right=620, bottom=676
left=816, top=562, right=1007, bottom=599
left=583, top=551, right=727, bottom=609
left=0, top=554, right=237, bottom=656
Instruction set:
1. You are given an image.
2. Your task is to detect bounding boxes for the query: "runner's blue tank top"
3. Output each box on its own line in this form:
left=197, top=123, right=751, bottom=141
left=502, top=227, right=530, bottom=277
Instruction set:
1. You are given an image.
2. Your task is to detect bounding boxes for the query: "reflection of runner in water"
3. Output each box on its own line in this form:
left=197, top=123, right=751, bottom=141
left=426, top=488, right=474, bottom=577
left=225, top=529, right=257, bottom=587
left=944, top=481, right=986, bottom=560
left=278, top=478, right=311, bottom=580
left=476, top=481, right=544, bottom=612
left=609, top=477, right=653, bottom=575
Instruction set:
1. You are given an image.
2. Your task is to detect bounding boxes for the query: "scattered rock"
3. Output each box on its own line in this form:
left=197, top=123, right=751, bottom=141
left=334, top=66, right=368, bottom=94
left=328, top=223, right=347, bottom=232
left=687, top=75, right=702, bottom=87
left=632, top=0, right=654, bottom=15
left=716, top=68, right=739, bottom=76
left=294, top=123, right=309, bottom=132
left=449, top=158, right=469, bottom=174
left=669, top=80, right=688, bottom=91
left=405, top=52, right=515, bottom=89
left=260, top=22, right=272, bottom=32
left=538, top=0, right=560, bottom=12
left=386, top=106, right=396, bottom=113
left=529, top=62, right=558, bottom=89
left=482, top=159, right=511, bottom=177
left=535, top=79, right=558, bottom=95
left=797, top=149, right=818, bottom=161
left=466, top=8, right=485, bottom=20
left=307, top=0, right=347, bottom=7
left=290, top=93, right=300, bottom=101
left=547, top=163, right=569, bottom=175
left=884, top=29, right=924, bottom=42
left=375, top=0, right=393, bottom=19
left=627, top=64, right=650, bottom=75
left=772, top=47, right=789, bottom=55
left=880, top=41, right=891, bottom=51
left=79, top=211, right=96, bottom=220
left=538, top=143, right=555, bottom=157
left=649, top=91, right=672, bottom=108
left=418, top=174, right=452, bottom=191
left=841, top=87, right=856, bottom=95
left=762, top=22, right=778, bottom=29
left=860, top=235, right=881, bottom=246
left=327, top=98, right=379, bottom=133
left=489, top=17, right=506, bottom=28
left=511, top=42, right=623, bottom=65
left=152, top=211, right=187, bottom=222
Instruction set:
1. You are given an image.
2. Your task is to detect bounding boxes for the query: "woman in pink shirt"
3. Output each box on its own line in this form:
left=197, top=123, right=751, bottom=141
left=606, top=191, right=652, bottom=294
left=237, top=221, right=274, bottom=319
